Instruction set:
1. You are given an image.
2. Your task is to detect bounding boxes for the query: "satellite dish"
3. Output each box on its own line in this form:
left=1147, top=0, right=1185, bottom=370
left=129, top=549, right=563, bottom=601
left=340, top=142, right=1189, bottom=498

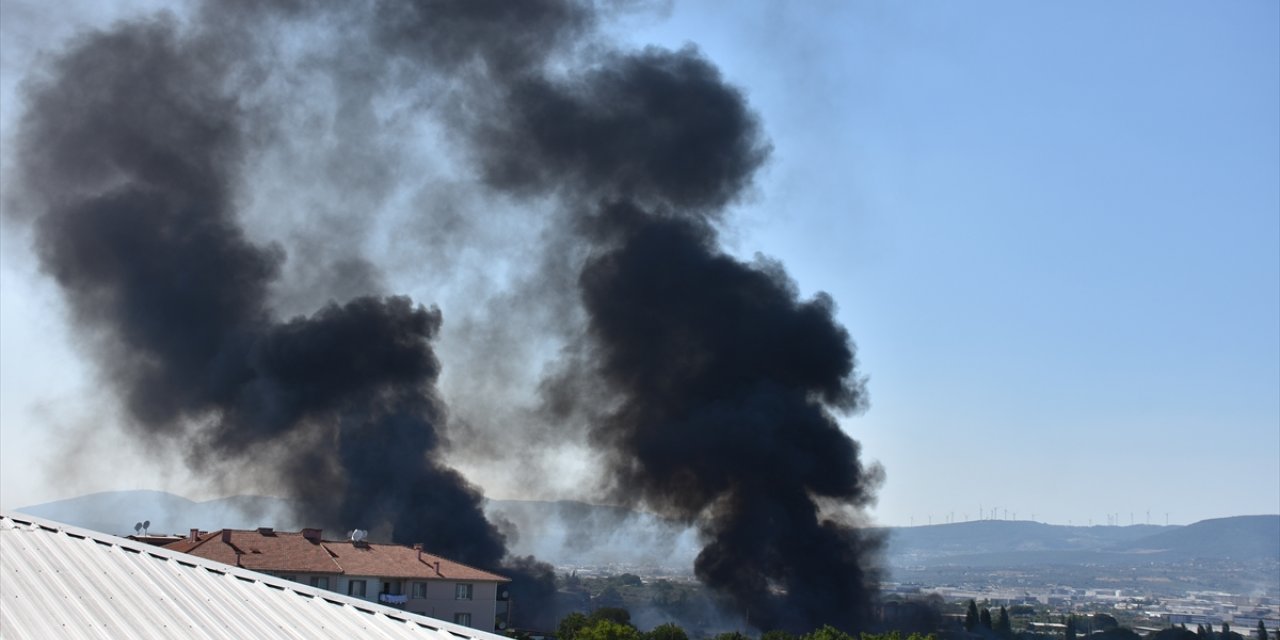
left=142, top=520, right=151, bottom=535
left=134, top=522, right=143, bottom=534
left=355, top=529, right=368, bottom=542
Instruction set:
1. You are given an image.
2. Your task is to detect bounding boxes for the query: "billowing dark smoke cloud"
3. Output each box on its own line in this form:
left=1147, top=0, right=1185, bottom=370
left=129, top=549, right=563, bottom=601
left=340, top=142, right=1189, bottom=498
left=473, top=46, right=884, bottom=631
left=10, top=10, right=509, bottom=569
left=9, top=0, right=887, bottom=632
left=581, top=209, right=882, bottom=631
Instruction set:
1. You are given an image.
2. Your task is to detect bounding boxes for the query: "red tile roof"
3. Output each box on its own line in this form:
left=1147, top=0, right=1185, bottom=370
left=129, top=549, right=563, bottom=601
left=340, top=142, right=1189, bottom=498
left=164, top=528, right=508, bottom=582
left=164, top=529, right=342, bottom=574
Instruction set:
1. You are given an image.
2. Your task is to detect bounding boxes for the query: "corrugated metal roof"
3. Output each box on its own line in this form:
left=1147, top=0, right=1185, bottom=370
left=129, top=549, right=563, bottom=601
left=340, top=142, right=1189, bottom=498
left=0, top=511, right=512, bottom=640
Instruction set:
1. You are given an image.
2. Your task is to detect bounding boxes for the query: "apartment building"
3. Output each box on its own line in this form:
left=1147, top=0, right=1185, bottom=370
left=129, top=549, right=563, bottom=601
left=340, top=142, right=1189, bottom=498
left=165, top=527, right=509, bottom=629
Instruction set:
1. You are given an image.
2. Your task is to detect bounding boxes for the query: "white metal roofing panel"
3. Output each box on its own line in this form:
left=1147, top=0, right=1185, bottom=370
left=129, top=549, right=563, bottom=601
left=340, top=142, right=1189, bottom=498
left=0, top=512, right=511, bottom=640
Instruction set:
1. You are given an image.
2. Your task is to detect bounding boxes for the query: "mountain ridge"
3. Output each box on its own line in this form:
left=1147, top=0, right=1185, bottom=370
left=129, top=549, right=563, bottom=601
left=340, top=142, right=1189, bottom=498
left=14, top=490, right=1277, bottom=569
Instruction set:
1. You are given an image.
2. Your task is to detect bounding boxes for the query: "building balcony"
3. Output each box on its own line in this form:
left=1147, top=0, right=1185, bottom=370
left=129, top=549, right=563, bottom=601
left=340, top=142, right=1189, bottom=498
left=378, top=593, right=408, bottom=607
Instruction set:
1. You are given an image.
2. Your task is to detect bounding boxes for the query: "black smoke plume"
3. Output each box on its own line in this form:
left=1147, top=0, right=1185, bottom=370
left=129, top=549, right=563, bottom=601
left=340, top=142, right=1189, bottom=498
left=9, top=0, right=887, bottom=632
left=11, top=12, right=511, bottom=568
left=580, top=207, right=882, bottom=631
left=468, top=42, right=885, bottom=630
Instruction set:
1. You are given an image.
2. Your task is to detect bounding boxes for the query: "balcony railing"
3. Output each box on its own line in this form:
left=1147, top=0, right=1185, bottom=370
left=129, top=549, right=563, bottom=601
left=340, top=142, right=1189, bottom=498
left=378, top=593, right=408, bottom=606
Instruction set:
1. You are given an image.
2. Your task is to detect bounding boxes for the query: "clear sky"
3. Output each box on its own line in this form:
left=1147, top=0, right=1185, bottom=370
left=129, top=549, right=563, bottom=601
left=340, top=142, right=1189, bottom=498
left=2, top=1, right=1277, bottom=527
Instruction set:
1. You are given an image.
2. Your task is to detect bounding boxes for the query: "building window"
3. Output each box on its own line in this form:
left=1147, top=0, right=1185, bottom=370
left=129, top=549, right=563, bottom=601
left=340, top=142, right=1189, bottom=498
left=310, top=576, right=329, bottom=590
left=348, top=580, right=366, bottom=597
left=454, top=613, right=472, bottom=626
left=412, top=582, right=427, bottom=599
left=280, top=575, right=296, bottom=582
left=454, top=583, right=473, bottom=600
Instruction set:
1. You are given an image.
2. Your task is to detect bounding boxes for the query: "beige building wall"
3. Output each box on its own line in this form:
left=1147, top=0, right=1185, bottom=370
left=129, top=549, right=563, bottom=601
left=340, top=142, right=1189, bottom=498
left=406, top=580, right=499, bottom=629
left=266, top=572, right=501, bottom=630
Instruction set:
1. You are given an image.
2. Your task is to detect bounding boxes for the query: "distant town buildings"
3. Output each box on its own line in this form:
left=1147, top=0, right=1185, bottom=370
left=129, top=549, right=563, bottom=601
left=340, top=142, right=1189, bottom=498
left=907, top=584, right=1278, bottom=638
left=164, top=527, right=510, bottom=630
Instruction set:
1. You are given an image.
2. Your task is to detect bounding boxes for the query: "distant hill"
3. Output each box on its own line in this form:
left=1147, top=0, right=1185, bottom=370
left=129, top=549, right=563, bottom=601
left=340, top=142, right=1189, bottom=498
left=881, top=519, right=1169, bottom=561
left=15, top=491, right=1277, bottom=571
left=1112, top=515, right=1280, bottom=560
left=882, top=515, right=1279, bottom=568
left=14, top=490, right=296, bottom=536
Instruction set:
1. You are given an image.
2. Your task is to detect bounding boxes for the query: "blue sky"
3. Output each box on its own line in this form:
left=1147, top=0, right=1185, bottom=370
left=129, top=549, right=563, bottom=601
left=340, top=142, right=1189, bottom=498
left=1, top=1, right=1277, bottom=527
left=617, top=1, right=1280, bottom=526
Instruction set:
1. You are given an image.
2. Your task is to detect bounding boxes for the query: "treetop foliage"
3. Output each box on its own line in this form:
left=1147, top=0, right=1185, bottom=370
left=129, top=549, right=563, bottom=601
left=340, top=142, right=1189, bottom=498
left=648, top=623, right=689, bottom=640
left=576, top=620, right=641, bottom=640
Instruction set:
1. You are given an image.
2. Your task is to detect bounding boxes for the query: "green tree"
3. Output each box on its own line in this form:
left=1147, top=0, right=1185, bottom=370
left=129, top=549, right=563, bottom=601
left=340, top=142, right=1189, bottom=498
left=1147, top=627, right=1197, bottom=640
left=1091, top=629, right=1140, bottom=640
left=560, top=613, right=591, bottom=640
left=590, top=608, right=632, bottom=626
left=801, top=626, right=856, bottom=640
left=763, top=631, right=798, bottom=640
left=981, top=608, right=993, bottom=630
left=1093, top=614, right=1119, bottom=631
left=578, top=620, right=641, bottom=640
left=996, top=607, right=1012, bottom=636
left=646, top=624, right=688, bottom=640
left=965, top=601, right=980, bottom=632
left=596, top=587, right=624, bottom=607
left=861, top=632, right=902, bottom=640
left=612, top=573, right=643, bottom=588
left=1258, top=621, right=1268, bottom=640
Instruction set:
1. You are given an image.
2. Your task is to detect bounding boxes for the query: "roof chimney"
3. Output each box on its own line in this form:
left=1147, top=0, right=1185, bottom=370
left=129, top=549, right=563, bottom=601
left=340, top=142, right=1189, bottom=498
left=434, top=560, right=441, bottom=575
left=220, top=530, right=231, bottom=543
left=189, top=528, right=199, bottom=542
left=302, top=528, right=322, bottom=543
left=256, top=527, right=274, bottom=535
left=413, top=543, right=423, bottom=562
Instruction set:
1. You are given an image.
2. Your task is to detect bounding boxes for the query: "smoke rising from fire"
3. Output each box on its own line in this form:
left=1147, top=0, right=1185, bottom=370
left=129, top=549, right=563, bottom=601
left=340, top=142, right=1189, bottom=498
left=8, top=0, right=884, bottom=631
left=11, top=11, right=510, bottom=568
